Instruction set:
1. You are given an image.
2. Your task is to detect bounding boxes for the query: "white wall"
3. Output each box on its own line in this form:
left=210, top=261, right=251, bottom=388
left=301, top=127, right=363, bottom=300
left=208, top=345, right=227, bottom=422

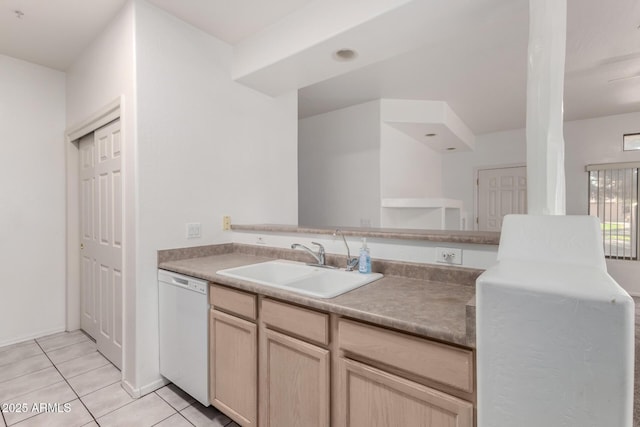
left=298, top=99, right=447, bottom=228
left=234, top=230, right=498, bottom=270
left=564, top=112, right=640, bottom=296
left=0, top=55, right=66, bottom=346
left=442, top=112, right=640, bottom=294
left=380, top=123, right=443, bottom=199
left=564, top=112, right=640, bottom=215
left=298, top=100, right=381, bottom=227
left=441, top=127, right=526, bottom=225
left=64, top=0, right=298, bottom=396
left=65, top=0, right=138, bottom=391
left=134, top=0, right=298, bottom=393
left=379, top=121, right=444, bottom=229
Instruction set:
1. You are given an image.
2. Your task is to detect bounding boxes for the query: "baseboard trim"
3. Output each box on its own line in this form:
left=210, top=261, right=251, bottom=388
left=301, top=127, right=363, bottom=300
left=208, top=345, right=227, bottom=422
left=122, top=377, right=169, bottom=399
left=140, top=377, right=170, bottom=395
left=0, top=326, right=67, bottom=348
left=121, top=379, right=140, bottom=399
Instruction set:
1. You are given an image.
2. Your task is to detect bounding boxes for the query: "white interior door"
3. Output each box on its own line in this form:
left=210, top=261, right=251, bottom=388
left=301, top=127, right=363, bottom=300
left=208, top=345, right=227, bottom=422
left=477, top=166, right=527, bottom=231
left=79, top=134, right=97, bottom=339
left=79, top=119, right=123, bottom=369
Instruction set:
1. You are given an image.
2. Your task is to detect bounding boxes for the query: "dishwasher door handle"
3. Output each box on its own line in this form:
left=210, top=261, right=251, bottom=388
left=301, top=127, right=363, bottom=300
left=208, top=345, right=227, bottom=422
left=172, top=277, right=189, bottom=287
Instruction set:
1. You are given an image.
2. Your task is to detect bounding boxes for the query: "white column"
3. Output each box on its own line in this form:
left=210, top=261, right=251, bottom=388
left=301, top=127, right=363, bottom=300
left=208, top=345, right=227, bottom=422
left=526, top=0, right=567, bottom=215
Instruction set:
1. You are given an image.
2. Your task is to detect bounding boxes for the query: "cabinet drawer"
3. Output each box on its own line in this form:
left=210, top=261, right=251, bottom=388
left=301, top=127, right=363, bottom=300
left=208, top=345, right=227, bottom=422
left=340, top=358, right=473, bottom=427
left=210, top=284, right=257, bottom=321
left=338, top=319, right=473, bottom=393
left=261, top=299, right=329, bottom=346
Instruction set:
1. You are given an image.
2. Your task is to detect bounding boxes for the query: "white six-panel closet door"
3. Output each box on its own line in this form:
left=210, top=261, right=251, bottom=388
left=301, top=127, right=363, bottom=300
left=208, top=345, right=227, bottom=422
left=79, top=119, right=123, bottom=369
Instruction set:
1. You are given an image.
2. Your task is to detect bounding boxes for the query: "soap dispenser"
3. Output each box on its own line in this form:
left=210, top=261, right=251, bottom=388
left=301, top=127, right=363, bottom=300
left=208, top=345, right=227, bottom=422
left=358, top=238, right=371, bottom=274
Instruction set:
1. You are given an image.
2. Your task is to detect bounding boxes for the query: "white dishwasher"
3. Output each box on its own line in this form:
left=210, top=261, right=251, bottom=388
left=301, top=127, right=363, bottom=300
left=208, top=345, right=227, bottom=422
left=158, top=269, right=210, bottom=406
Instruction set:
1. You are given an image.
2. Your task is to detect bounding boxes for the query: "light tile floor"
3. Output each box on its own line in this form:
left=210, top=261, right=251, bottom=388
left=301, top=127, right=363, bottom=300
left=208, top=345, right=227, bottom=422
left=6, top=322, right=640, bottom=426
left=0, top=331, right=239, bottom=427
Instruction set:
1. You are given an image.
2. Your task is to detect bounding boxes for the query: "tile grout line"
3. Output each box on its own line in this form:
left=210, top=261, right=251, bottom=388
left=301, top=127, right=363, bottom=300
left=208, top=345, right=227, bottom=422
left=36, top=329, right=94, bottom=346
left=82, top=379, right=137, bottom=422
left=3, top=381, right=72, bottom=427
left=149, top=409, right=191, bottom=427
left=33, top=329, right=96, bottom=362
left=60, top=359, right=112, bottom=382
left=46, top=351, right=106, bottom=375
left=153, top=391, right=195, bottom=426
left=0, top=340, right=35, bottom=366
left=0, top=343, right=40, bottom=366
left=75, top=376, right=121, bottom=401
left=93, top=390, right=177, bottom=426
left=0, top=341, right=36, bottom=356
left=37, top=337, right=93, bottom=355
left=0, top=332, right=110, bottom=426
left=2, top=334, right=234, bottom=426
left=42, top=342, right=100, bottom=367
left=154, top=389, right=234, bottom=427
left=66, top=351, right=127, bottom=423
left=38, top=339, right=111, bottom=378
left=0, top=357, right=52, bottom=387
left=36, top=332, right=86, bottom=346
left=1, top=378, right=68, bottom=409
left=63, top=353, right=124, bottom=424
left=33, top=339, right=98, bottom=426
left=177, top=409, right=197, bottom=427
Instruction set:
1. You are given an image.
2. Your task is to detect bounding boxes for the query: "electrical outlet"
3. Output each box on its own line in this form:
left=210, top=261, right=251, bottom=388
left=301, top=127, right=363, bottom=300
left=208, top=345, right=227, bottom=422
left=360, top=218, right=372, bottom=227
left=186, top=223, right=201, bottom=239
left=436, top=247, right=462, bottom=265
left=222, top=215, right=231, bottom=231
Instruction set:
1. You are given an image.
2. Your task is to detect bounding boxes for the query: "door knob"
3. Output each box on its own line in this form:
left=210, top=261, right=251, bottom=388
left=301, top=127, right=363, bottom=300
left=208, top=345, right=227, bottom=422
left=80, top=243, right=85, bottom=250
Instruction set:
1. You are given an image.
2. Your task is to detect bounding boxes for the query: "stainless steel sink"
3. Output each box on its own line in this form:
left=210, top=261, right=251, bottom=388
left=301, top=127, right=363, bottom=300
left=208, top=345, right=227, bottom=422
left=216, top=260, right=383, bottom=298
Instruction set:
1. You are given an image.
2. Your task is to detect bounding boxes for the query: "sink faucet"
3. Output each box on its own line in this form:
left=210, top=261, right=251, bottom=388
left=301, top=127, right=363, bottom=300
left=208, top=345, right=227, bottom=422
left=291, top=242, right=326, bottom=266
left=334, top=229, right=359, bottom=271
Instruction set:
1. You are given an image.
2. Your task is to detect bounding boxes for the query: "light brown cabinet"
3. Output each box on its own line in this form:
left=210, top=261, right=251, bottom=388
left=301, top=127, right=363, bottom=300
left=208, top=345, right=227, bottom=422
left=208, top=284, right=475, bottom=427
left=260, top=328, right=330, bottom=426
left=259, top=298, right=330, bottom=427
left=339, top=358, right=473, bottom=427
left=338, top=319, right=474, bottom=395
left=337, top=319, right=475, bottom=427
left=209, top=285, right=258, bottom=426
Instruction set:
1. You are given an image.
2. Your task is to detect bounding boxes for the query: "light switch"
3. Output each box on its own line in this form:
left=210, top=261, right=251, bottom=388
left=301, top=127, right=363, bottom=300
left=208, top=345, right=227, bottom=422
left=186, top=223, right=201, bottom=239
left=222, top=216, right=231, bottom=231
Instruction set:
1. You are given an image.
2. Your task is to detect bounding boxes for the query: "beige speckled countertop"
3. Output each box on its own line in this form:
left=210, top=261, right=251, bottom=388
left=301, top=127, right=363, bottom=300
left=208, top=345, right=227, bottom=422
left=159, top=252, right=476, bottom=348
left=232, top=223, right=500, bottom=245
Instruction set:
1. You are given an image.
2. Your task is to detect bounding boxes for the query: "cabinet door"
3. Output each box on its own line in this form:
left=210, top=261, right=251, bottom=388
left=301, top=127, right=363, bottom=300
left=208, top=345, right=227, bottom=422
left=210, top=309, right=257, bottom=426
left=339, top=358, right=473, bottom=427
left=261, top=328, right=330, bottom=427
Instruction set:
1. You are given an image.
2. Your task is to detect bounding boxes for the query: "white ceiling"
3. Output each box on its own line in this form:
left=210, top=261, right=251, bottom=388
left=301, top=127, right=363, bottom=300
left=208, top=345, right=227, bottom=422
left=299, top=0, right=640, bottom=134
left=0, top=0, right=311, bottom=70
left=147, top=0, right=312, bottom=45
left=0, top=0, right=128, bottom=71
left=1, top=0, right=638, bottom=134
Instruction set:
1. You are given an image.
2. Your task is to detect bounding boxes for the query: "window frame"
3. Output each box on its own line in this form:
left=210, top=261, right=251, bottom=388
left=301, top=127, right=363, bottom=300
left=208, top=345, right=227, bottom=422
left=586, top=162, right=640, bottom=261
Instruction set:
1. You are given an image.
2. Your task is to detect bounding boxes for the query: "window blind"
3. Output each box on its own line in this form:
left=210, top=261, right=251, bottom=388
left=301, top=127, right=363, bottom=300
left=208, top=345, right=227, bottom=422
left=588, top=166, right=639, bottom=260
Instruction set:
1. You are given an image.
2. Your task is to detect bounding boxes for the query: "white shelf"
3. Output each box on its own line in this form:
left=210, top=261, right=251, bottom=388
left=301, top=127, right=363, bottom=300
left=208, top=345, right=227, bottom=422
left=381, top=198, right=463, bottom=209
left=380, top=198, right=464, bottom=230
